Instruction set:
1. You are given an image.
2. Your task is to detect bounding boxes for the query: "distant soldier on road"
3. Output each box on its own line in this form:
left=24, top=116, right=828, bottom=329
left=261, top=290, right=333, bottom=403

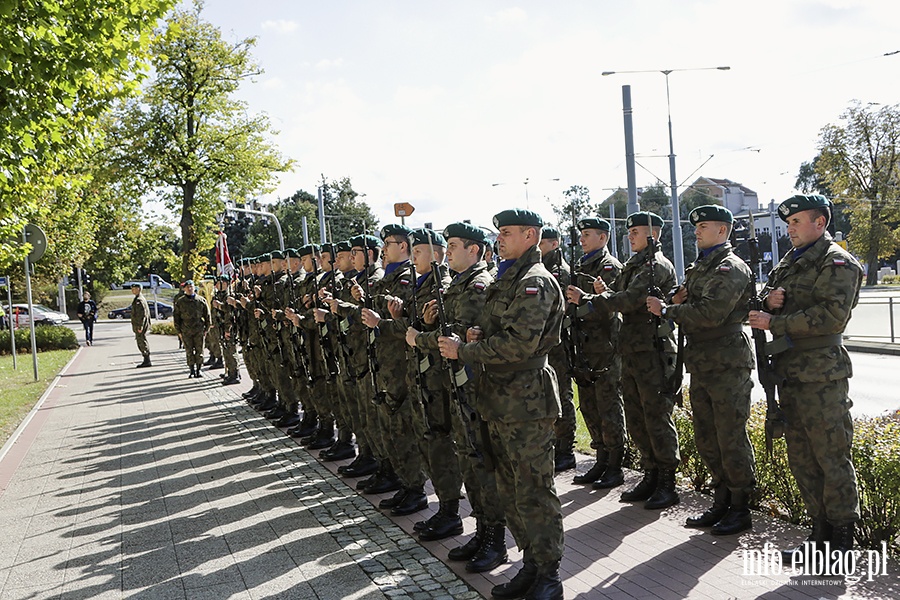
left=131, top=283, right=151, bottom=368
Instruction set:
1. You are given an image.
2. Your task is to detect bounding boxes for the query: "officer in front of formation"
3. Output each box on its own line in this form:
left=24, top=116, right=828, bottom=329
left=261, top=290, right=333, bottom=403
left=646, top=205, right=756, bottom=535
left=590, top=212, right=680, bottom=510
left=749, top=194, right=863, bottom=566
left=440, top=208, right=565, bottom=600
left=173, top=279, right=211, bottom=378
left=564, top=218, right=626, bottom=490
left=130, top=283, right=151, bottom=367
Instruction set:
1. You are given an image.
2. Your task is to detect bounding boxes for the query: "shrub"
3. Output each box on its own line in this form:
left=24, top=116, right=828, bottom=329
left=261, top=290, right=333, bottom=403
left=0, top=325, right=79, bottom=354
left=880, top=274, right=900, bottom=284
left=673, top=395, right=711, bottom=492
left=150, top=321, right=177, bottom=336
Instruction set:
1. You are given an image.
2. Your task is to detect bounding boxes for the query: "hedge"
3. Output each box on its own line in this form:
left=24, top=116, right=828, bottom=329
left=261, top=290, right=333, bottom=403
left=0, top=325, right=79, bottom=354
left=674, top=395, right=900, bottom=557
left=150, top=322, right=177, bottom=336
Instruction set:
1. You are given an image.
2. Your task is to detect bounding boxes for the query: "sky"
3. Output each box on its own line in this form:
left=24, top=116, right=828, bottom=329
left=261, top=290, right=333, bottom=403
left=192, top=0, right=900, bottom=233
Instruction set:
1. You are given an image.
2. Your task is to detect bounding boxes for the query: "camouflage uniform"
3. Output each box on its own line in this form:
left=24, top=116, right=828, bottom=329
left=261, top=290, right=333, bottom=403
left=131, top=292, right=151, bottom=359
left=174, top=293, right=211, bottom=371
left=571, top=247, right=625, bottom=468
left=213, top=287, right=240, bottom=379
left=457, top=244, right=565, bottom=573
left=296, top=268, right=332, bottom=435
left=764, top=232, right=862, bottom=526
left=541, top=247, right=577, bottom=464
left=666, top=243, right=756, bottom=494
left=593, top=245, right=679, bottom=470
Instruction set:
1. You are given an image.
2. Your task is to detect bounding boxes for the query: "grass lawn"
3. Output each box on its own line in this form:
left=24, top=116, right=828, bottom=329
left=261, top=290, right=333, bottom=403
left=0, top=350, right=76, bottom=446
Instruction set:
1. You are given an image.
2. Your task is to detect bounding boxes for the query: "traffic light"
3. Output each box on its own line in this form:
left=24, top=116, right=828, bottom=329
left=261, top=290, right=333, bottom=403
left=83, top=270, right=92, bottom=289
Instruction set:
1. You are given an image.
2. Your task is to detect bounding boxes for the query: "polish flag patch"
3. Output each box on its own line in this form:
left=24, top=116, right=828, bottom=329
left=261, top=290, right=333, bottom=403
left=525, top=286, right=540, bottom=295
left=400, top=279, right=410, bottom=286
left=473, top=282, right=486, bottom=291
left=718, top=265, right=731, bottom=272
left=603, top=265, right=614, bottom=271
left=833, top=259, right=846, bottom=266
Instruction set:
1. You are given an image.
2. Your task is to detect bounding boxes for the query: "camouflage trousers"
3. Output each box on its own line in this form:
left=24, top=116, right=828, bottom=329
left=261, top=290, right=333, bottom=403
left=355, top=375, right=384, bottom=460
left=576, top=354, right=625, bottom=451
left=134, top=331, right=150, bottom=358
left=621, top=350, right=680, bottom=470
left=417, top=386, right=463, bottom=502
left=780, top=378, right=859, bottom=524
left=549, top=353, right=575, bottom=452
left=690, top=368, right=756, bottom=493
left=221, top=333, right=239, bottom=376
left=205, top=328, right=221, bottom=359
left=488, top=417, right=563, bottom=569
left=182, top=330, right=205, bottom=369
left=454, top=404, right=505, bottom=526
left=380, top=392, right=427, bottom=489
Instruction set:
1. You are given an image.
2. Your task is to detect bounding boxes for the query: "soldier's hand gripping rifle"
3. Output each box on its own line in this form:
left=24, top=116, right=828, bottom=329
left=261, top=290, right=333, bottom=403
left=313, top=248, right=341, bottom=381
left=407, top=256, right=431, bottom=408
left=268, top=258, right=289, bottom=369
left=647, top=236, right=683, bottom=405
left=285, top=253, right=313, bottom=385
left=426, top=235, right=492, bottom=470
left=563, top=208, right=596, bottom=387
left=747, top=212, right=785, bottom=457
left=362, top=226, right=386, bottom=404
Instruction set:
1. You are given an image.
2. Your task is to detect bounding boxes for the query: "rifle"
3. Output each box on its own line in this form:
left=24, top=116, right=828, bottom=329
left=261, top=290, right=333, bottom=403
left=313, top=247, right=341, bottom=381
left=747, top=212, right=785, bottom=457
left=646, top=236, right=683, bottom=404
left=407, top=257, right=432, bottom=408
left=426, top=234, right=492, bottom=470
left=285, top=253, right=313, bottom=385
left=267, top=258, right=289, bottom=368
left=562, top=208, right=596, bottom=387
left=361, top=225, right=386, bottom=404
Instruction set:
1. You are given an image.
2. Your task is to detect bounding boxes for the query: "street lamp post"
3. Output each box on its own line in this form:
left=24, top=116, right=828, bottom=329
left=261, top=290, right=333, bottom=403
left=602, top=66, right=730, bottom=282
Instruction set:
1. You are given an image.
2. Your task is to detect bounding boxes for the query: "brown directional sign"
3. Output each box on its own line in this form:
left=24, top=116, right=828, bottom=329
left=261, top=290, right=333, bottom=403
left=394, top=202, right=415, bottom=217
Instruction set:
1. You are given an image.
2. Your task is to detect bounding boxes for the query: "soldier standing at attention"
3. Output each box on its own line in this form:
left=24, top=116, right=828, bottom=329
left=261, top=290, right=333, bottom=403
left=564, top=218, right=626, bottom=489
left=174, top=280, right=211, bottom=378
left=646, top=206, right=756, bottom=535
left=748, top=194, right=862, bottom=564
left=539, top=226, right=577, bottom=473
left=131, top=283, right=151, bottom=367
left=591, top=212, right=680, bottom=510
left=213, top=275, right=241, bottom=385
left=439, top=209, right=564, bottom=600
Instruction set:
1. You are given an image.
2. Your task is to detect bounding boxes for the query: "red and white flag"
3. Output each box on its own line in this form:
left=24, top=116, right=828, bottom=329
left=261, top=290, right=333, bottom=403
left=215, top=231, right=234, bottom=277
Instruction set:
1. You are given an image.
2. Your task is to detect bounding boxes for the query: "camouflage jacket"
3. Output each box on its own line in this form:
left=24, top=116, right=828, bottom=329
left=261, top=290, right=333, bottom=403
left=173, top=294, right=210, bottom=335
left=131, top=294, right=150, bottom=334
left=666, top=243, right=754, bottom=374
left=335, top=264, right=384, bottom=374
left=371, top=260, right=415, bottom=401
left=763, top=233, right=862, bottom=382
left=572, top=247, right=623, bottom=360
left=296, top=271, right=327, bottom=379
left=458, top=245, right=564, bottom=423
left=542, top=248, right=570, bottom=370
left=402, top=264, right=452, bottom=402
left=417, top=261, right=493, bottom=350
left=590, top=245, right=677, bottom=355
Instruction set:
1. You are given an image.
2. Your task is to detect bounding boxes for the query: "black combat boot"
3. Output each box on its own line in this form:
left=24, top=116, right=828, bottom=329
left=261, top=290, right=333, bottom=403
left=222, top=372, right=241, bottom=385
left=342, top=454, right=378, bottom=478
left=449, top=520, right=484, bottom=561
left=686, top=484, right=730, bottom=528
left=830, top=521, right=855, bottom=574
left=490, top=560, right=537, bottom=599
left=288, top=411, right=318, bottom=438
left=711, top=490, right=752, bottom=535
left=573, top=448, right=608, bottom=484
left=379, top=487, right=407, bottom=509
left=644, top=467, right=680, bottom=509
left=781, top=518, right=832, bottom=564
left=265, top=405, right=288, bottom=421
left=593, top=447, right=625, bottom=489
left=241, top=382, right=260, bottom=399
left=308, top=423, right=336, bottom=450
left=275, top=406, right=302, bottom=428
left=256, top=392, right=278, bottom=412
left=620, top=469, right=658, bottom=502
left=320, top=440, right=355, bottom=461
left=187, top=366, right=196, bottom=378
left=364, top=468, right=402, bottom=495
left=524, top=562, right=564, bottom=600
left=204, top=354, right=215, bottom=366
left=418, top=500, right=464, bottom=541
left=210, top=357, right=224, bottom=370
left=391, top=486, right=428, bottom=516
left=136, top=355, right=152, bottom=368
left=467, top=524, right=509, bottom=573
left=553, top=450, right=576, bottom=472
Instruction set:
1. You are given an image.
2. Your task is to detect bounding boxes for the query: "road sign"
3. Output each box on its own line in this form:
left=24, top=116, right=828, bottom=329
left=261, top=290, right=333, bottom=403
left=837, top=240, right=848, bottom=250
left=763, top=252, right=773, bottom=262
left=394, top=202, right=415, bottom=218
left=0, top=276, right=7, bottom=287
left=24, top=223, right=47, bottom=263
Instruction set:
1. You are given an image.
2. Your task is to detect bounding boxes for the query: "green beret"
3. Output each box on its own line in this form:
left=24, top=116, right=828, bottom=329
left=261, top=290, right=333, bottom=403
left=335, top=240, right=352, bottom=253
left=130, top=282, right=142, bottom=288
left=443, top=222, right=488, bottom=244
left=283, top=248, right=298, bottom=258
left=541, top=225, right=560, bottom=240
left=270, top=250, right=284, bottom=260
left=183, top=279, right=195, bottom=286
left=778, top=194, right=831, bottom=223
left=493, top=208, right=543, bottom=228
left=380, top=223, right=413, bottom=240
left=625, top=211, right=664, bottom=228
left=259, top=254, right=272, bottom=262
left=217, top=275, right=230, bottom=282
left=298, top=244, right=321, bottom=257
left=321, top=243, right=336, bottom=256
left=578, top=217, right=611, bottom=232
left=350, top=234, right=382, bottom=250
left=203, top=275, right=216, bottom=280
left=410, top=228, right=446, bottom=247
left=689, top=205, right=733, bottom=225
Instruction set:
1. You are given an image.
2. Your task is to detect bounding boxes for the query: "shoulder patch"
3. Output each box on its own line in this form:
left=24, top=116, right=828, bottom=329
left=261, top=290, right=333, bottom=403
left=524, top=286, right=540, bottom=296
left=718, top=265, right=731, bottom=272
left=833, top=259, right=846, bottom=266
left=399, top=279, right=410, bottom=286
left=603, top=265, right=614, bottom=271
left=473, top=282, right=486, bottom=291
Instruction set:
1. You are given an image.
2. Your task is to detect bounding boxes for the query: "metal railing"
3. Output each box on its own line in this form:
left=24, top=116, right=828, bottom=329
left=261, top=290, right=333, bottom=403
left=845, top=294, right=900, bottom=343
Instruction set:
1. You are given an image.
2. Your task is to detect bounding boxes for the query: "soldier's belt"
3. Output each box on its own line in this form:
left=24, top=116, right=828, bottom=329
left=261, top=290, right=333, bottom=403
left=482, top=355, right=548, bottom=373
left=766, top=333, right=843, bottom=355
left=687, top=323, right=743, bottom=343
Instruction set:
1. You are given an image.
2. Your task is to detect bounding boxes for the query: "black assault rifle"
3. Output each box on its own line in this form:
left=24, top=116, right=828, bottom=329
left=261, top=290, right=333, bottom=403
left=361, top=225, right=386, bottom=404
left=646, top=236, right=683, bottom=405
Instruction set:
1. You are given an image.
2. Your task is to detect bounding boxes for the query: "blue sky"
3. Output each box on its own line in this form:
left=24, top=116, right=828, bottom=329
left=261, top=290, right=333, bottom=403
left=194, top=0, right=900, bottom=231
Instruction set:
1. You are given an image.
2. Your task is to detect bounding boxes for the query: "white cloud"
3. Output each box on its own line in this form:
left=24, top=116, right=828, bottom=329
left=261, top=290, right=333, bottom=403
left=260, top=19, right=298, bottom=34
left=314, top=58, right=345, bottom=71
left=484, top=7, right=527, bottom=24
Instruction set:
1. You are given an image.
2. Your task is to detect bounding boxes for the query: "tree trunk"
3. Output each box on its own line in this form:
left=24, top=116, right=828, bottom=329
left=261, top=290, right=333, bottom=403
left=181, top=181, right=197, bottom=281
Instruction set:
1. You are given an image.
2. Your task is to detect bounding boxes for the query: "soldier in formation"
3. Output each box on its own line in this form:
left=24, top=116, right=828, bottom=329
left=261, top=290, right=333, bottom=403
left=173, top=279, right=211, bottom=378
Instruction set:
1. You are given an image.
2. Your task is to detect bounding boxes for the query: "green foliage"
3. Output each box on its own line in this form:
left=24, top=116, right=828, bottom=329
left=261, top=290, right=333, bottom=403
left=0, top=349, right=77, bottom=445
left=673, top=397, right=710, bottom=492
left=321, top=177, right=380, bottom=242
left=880, top=274, right=900, bottom=284
left=0, top=325, right=79, bottom=354
left=150, top=321, right=177, bottom=336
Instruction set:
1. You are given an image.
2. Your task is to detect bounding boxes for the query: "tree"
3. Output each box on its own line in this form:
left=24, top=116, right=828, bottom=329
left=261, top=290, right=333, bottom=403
left=320, top=176, right=379, bottom=241
left=815, top=101, right=900, bottom=285
left=796, top=154, right=851, bottom=240
left=107, top=3, right=293, bottom=280
left=0, top=0, right=173, bottom=266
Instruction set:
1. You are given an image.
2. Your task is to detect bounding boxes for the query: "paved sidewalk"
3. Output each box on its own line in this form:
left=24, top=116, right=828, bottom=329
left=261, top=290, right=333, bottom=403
left=0, top=322, right=896, bottom=599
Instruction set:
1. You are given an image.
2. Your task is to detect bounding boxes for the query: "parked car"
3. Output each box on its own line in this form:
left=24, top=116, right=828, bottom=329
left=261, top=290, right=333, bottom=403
left=119, top=274, right=174, bottom=290
left=6, top=304, right=69, bottom=327
left=107, top=301, right=174, bottom=320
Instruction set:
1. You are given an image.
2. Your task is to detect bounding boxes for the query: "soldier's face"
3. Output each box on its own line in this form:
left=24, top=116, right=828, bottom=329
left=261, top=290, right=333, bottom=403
left=694, top=221, right=729, bottom=249
left=302, top=256, right=314, bottom=272
left=628, top=226, right=651, bottom=252
left=446, top=238, right=477, bottom=273
left=320, top=252, right=333, bottom=271
left=786, top=211, right=826, bottom=248
left=538, top=238, right=558, bottom=255
left=412, top=245, right=433, bottom=274
left=185, top=284, right=195, bottom=295
left=497, top=226, right=537, bottom=260
left=580, top=229, right=607, bottom=253
left=351, top=248, right=366, bottom=271
left=336, top=251, right=353, bottom=272
left=272, top=258, right=284, bottom=272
